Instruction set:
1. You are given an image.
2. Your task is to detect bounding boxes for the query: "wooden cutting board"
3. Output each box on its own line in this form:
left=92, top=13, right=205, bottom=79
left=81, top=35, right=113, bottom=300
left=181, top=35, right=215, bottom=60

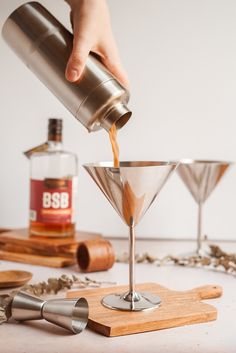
left=0, top=249, right=76, bottom=268
left=0, top=228, right=10, bottom=234
left=67, top=282, right=222, bottom=337
left=0, top=229, right=101, bottom=255
left=0, top=228, right=102, bottom=267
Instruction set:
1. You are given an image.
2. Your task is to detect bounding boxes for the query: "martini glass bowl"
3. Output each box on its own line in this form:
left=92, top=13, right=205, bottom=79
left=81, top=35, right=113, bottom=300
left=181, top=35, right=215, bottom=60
left=84, top=161, right=178, bottom=311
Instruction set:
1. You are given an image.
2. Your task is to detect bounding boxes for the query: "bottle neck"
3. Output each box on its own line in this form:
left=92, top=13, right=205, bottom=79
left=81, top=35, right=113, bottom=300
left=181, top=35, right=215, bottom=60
left=47, top=140, right=63, bottom=151
left=47, top=129, right=63, bottom=151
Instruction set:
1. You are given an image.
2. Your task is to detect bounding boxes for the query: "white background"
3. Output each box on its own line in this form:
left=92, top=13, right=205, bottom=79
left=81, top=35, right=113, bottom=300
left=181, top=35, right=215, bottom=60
left=1, top=0, right=236, bottom=240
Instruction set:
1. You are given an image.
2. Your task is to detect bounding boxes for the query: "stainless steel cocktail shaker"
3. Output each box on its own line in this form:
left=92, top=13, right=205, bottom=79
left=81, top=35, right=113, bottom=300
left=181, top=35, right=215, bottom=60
left=2, top=2, right=132, bottom=132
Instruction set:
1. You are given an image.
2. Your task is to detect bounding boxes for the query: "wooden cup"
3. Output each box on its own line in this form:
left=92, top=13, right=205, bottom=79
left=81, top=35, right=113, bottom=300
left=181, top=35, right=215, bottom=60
left=77, top=239, right=115, bottom=272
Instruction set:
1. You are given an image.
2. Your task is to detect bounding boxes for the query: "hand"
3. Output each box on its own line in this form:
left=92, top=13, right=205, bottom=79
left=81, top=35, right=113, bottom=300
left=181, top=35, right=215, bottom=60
left=65, top=0, right=129, bottom=87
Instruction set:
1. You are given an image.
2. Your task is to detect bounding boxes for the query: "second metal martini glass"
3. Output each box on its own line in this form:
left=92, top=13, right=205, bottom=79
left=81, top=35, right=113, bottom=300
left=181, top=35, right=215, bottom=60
left=177, top=159, right=231, bottom=255
left=84, top=161, right=178, bottom=311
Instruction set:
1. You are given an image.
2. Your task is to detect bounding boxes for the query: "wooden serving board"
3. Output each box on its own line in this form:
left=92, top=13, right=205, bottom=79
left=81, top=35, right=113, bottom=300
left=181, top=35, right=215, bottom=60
left=0, top=229, right=101, bottom=256
left=0, top=249, right=76, bottom=268
left=67, top=282, right=222, bottom=337
left=0, top=228, right=10, bottom=233
left=0, top=228, right=102, bottom=267
left=0, top=270, right=33, bottom=288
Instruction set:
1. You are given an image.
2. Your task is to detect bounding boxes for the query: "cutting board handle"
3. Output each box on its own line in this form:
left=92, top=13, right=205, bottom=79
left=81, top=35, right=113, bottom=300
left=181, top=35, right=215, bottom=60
left=189, top=285, right=223, bottom=300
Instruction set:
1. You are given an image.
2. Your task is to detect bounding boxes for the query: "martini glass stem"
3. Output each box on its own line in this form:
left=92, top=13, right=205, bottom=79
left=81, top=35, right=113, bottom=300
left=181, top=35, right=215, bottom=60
left=197, top=202, right=203, bottom=254
left=129, top=221, right=135, bottom=299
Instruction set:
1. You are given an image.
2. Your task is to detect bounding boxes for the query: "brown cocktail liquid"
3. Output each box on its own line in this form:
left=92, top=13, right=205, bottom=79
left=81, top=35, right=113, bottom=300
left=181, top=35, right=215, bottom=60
left=109, top=124, right=120, bottom=168
left=122, top=182, right=145, bottom=226
left=109, top=125, right=144, bottom=225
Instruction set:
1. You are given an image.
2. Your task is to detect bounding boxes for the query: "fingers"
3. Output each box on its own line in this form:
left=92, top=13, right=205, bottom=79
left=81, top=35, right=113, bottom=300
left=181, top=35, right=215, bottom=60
left=101, top=54, right=130, bottom=89
left=65, top=34, right=91, bottom=82
left=65, top=0, right=129, bottom=88
left=65, top=1, right=95, bottom=82
left=66, top=38, right=130, bottom=88
left=98, top=40, right=130, bottom=88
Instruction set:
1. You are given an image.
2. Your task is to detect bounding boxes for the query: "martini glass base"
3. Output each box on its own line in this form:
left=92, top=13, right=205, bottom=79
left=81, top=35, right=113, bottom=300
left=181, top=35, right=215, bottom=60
left=101, top=291, right=161, bottom=311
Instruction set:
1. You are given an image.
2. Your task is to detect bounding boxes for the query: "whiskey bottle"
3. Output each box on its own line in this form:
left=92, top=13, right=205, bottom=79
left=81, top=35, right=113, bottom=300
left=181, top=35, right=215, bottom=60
left=29, top=119, right=78, bottom=237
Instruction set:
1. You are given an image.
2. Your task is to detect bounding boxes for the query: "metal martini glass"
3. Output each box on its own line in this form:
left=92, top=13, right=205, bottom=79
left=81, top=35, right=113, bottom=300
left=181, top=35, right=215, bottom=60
left=177, top=159, right=231, bottom=255
left=84, top=161, right=178, bottom=311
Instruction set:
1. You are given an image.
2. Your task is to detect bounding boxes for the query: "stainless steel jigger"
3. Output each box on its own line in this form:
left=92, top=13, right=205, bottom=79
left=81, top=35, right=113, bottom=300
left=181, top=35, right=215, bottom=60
left=12, top=291, right=88, bottom=334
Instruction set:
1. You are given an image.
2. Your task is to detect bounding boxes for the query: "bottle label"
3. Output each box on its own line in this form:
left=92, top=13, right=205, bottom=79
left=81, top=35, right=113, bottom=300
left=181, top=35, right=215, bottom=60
left=30, top=178, right=75, bottom=224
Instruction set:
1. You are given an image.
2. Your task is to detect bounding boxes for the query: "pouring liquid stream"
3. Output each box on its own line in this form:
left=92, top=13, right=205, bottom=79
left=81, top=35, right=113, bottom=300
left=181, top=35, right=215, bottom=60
left=109, top=124, right=120, bottom=168
left=109, top=124, right=144, bottom=224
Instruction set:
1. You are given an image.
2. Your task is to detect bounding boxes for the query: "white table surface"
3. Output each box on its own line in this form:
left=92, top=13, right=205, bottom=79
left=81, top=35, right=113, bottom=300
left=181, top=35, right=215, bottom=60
left=0, top=238, right=236, bottom=353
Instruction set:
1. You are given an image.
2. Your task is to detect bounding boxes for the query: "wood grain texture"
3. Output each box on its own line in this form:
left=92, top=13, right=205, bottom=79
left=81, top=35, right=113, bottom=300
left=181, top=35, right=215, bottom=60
left=0, top=228, right=104, bottom=268
left=0, top=229, right=101, bottom=256
left=67, top=282, right=222, bottom=337
left=77, top=239, right=115, bottom=272
left=0, top=243, right=75, bottom=257
left=0, top=228, right=10, bottom=233
left=0, top=250, right=76, bottom=267
left=0, top=270, right=32, bottom=288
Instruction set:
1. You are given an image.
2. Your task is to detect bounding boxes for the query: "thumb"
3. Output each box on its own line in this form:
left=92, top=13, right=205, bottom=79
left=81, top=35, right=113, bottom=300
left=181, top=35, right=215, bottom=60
left=65, top=36, right=91, bottom=82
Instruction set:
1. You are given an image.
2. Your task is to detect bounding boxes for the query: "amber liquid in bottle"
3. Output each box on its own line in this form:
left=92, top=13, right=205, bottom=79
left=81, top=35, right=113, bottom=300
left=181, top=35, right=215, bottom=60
left=30, top=178, right=76, bottom=237
left=29, top=119, right=77, bottom=237
left=30, top=220, right=75, bottom=238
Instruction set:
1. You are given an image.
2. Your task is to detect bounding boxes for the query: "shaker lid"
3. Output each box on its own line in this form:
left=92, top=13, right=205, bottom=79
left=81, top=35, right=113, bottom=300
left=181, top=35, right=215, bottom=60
left=100, top=103, right=132, bottom=131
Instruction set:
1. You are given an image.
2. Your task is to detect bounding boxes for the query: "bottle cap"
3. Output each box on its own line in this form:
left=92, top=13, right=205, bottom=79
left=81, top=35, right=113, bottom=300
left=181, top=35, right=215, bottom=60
left=48, top=118, right=62, bottom=141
